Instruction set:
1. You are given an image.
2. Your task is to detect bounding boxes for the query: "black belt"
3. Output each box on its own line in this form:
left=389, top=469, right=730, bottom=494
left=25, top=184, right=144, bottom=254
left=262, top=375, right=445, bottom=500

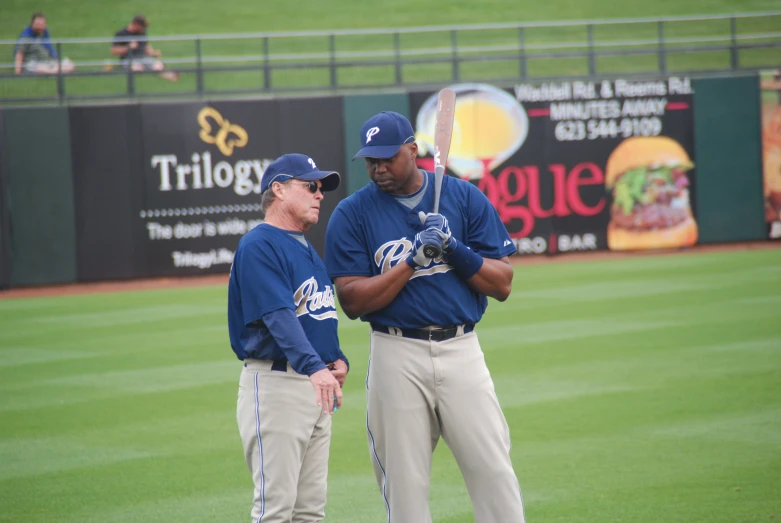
left=243, top=360, right=290, bottom=371
left=269, top=360, right=334, bottom=372
left=370, top=322, right=474, bottom=342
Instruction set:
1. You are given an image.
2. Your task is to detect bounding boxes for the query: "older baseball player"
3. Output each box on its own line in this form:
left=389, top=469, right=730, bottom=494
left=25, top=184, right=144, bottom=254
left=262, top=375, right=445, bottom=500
left=229, top=153, right=349, bottom=523
left=324, top=112, right=525, bottom=523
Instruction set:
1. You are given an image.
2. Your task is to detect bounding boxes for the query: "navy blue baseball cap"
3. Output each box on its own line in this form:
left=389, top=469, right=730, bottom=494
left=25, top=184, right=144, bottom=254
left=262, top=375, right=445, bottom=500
left=353, top=111, right=416, bottom=159
left=260, top=153, right=340, bottom=194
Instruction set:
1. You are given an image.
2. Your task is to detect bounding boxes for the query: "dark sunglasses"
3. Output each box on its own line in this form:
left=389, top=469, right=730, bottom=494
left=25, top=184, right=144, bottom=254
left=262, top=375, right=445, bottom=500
left=293, top=180, right=322, bottom=194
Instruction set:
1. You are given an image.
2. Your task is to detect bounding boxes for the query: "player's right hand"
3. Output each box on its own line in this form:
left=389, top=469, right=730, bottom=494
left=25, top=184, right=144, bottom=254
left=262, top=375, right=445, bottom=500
left=429, top=228, right=458, bottom=256
left=418, top=211, right=451, bottom=238
left=309, top=367, right=342, bottom=415
left=406, top=229, right=441, bottom=269
left=418, top=212, right=455, bottom=256
left=328, top=359, right=349, bottom=388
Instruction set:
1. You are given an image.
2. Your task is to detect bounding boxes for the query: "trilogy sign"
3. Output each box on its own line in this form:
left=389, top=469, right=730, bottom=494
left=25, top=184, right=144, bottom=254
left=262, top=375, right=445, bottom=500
left=139, top=101, right=278, bottom=276
left=151, top=152, right=269, bottom=196
left=149, top=107, right=273, bottom=197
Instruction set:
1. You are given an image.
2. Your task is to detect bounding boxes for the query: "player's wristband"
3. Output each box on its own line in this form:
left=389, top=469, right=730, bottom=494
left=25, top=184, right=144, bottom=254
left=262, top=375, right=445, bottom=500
left=406, top=250, right=430, bottom=270
left=405, top=254, right=419, bottom=270
left=447, top=240, right=484, bottom=280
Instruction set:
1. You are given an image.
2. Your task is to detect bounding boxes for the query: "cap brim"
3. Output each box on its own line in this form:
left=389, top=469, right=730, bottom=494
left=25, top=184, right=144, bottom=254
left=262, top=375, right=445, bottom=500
left=353, top=144, right=402, bottom=160
left=296, top=170, right=341, bottom=192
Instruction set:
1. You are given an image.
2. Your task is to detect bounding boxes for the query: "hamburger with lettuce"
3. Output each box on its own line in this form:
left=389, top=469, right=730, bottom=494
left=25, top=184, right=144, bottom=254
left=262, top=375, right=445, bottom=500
left=605, top=136, right=698, bottom=250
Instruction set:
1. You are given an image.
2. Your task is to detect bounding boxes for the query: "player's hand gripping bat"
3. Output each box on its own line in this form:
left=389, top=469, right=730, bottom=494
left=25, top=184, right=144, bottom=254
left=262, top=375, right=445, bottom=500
left=421, top=88, right=456, bottom=259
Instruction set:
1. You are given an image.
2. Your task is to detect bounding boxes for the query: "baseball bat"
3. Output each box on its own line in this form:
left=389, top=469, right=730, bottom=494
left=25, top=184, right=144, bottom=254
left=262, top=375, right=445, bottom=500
left=422, top=88, right=456, bottom=259
left=432, top=88, right=456, bottom=214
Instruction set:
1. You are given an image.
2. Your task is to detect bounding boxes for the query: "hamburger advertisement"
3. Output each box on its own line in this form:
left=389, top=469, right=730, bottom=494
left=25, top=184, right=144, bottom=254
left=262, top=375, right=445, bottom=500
left=605, top=136, right=697, bottom=250
left=410, top=78, right=697, bottom=255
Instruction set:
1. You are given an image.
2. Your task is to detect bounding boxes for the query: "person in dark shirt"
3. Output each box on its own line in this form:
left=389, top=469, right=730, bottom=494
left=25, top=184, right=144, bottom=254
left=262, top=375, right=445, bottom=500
left=110, top=15, right=179, bottom=82
left=229, top=153, right=348, bottom=522
left=14, top=12, right=74, bottom=75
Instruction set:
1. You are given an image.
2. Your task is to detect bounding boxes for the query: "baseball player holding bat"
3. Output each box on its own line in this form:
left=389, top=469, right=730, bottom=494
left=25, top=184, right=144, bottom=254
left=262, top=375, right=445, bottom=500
left=324, top=112, right=525, bottom=522
left=229, top=153, right=349, bottom=523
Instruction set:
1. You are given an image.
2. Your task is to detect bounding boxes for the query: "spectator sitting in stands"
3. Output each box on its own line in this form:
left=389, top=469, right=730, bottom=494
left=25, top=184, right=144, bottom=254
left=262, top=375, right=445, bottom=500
left=110, top=15, right=179, bottom=82
left=14, top=13, right=75, bottom=75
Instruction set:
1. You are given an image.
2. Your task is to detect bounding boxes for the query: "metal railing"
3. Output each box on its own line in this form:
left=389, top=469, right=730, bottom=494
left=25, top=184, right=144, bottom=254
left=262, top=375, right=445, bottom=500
left=1, top=11, right=781, bottom=105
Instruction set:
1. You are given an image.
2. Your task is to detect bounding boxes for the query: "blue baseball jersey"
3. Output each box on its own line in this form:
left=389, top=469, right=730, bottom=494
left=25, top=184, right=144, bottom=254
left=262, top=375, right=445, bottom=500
left=324, top=170, right=517, bottom=328
left=228, top=223, right=342, bottom=365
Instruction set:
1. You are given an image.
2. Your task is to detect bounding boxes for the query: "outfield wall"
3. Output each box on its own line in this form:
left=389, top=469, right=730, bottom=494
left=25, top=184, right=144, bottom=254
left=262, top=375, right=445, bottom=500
left=0, top=73, right=772, bottom=288
left=0, top=110, right=10, bottom=290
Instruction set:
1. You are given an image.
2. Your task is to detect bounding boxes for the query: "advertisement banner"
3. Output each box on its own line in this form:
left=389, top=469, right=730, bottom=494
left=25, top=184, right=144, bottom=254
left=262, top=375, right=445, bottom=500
left=70, top=104, right=145, bottom=282
left=139, top=101, right=277, bottom=276
left=759, top=70, right=781, bottom=240
left=138, top=98, right=346, bottom=276
left=410, top=78, right=697, bottom=255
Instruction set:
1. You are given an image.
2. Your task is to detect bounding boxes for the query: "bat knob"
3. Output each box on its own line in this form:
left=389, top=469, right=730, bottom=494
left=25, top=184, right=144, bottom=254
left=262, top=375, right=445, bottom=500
left=422, top=244, right=441, bottom=259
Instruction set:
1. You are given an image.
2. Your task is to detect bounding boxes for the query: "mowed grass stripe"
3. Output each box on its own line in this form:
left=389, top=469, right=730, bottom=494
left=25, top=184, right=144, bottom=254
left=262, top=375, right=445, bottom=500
left=0, top=360, right=241, bottom=412
left=0, top=438, right=157, bottom=481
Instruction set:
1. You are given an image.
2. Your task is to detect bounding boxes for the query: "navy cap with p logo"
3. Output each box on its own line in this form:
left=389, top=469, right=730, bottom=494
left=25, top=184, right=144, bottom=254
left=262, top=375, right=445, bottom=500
left=260, top=153, right=341, bottom=194
left=353, top=111, right=416, bottom=160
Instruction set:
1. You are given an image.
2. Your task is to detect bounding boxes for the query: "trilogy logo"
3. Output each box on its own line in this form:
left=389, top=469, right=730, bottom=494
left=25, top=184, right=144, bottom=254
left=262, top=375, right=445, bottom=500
left=294, top=277, right=338, bottom=320
left=366, top=127, right=380, bottom=143
left=150, top=106, right=273, bottom=196
left=197, top=107, right=248, bottom=156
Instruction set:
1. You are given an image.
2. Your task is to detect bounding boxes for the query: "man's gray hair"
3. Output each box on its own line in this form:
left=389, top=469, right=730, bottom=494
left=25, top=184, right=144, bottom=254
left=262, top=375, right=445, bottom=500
left=260, top=188, right=277, bottom=217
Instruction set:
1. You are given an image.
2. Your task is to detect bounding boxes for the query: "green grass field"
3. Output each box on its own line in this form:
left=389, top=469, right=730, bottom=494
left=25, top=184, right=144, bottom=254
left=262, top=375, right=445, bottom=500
left=1, top=248, right=780, bottom=522
left=2, top=0, right=781, bottom=103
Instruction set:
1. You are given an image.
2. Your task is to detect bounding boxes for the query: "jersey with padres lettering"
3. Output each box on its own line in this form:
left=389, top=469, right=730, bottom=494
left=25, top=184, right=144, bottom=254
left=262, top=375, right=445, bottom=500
left=324, top=170, right=517, bottom=328
left=228, top=223, right=344, bottom=367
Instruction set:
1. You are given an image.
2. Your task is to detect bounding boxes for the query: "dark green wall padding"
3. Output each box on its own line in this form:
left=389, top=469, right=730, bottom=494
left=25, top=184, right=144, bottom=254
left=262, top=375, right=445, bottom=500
left=693, top=75, right=767, bottom=244
left=2, top=107, right=77, bottom=286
